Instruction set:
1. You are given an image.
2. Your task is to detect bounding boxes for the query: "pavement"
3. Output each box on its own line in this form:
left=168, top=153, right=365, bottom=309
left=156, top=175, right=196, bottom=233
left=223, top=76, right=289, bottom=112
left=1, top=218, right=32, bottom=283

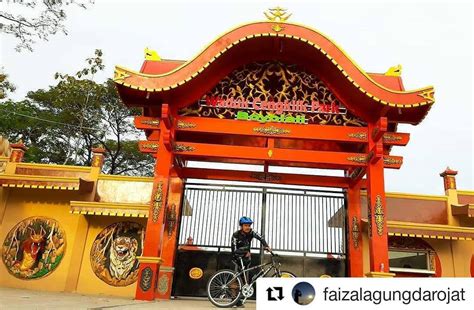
left=0, top=287, right=256, bottom=310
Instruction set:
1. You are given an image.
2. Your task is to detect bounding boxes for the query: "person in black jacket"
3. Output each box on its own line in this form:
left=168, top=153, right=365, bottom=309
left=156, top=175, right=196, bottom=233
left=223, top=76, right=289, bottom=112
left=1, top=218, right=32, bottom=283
left=231, top=216, right=271, bottom=307
left=231, top=216, right=271, bottom=272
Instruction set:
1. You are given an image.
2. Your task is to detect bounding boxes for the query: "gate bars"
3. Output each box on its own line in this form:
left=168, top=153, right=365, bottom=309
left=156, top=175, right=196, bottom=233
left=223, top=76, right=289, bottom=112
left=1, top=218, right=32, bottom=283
left=178, top=183, right=346, bottom=255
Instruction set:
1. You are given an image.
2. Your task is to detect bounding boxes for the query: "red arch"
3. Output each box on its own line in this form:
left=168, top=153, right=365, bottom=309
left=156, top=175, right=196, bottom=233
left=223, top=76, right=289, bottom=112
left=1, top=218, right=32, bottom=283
left=114, top=22, right=434, bottom=124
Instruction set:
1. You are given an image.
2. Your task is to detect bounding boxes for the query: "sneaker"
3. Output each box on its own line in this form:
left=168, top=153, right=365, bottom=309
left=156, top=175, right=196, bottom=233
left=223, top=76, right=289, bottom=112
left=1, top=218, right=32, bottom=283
left=233, top=300, right=245, bottom=308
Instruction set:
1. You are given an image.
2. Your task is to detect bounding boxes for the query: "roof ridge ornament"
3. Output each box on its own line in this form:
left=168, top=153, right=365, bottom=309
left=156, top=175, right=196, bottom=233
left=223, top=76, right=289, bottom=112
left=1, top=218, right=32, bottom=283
left=264, top=6, right=292, bottom=32
left=385, top=64, right=402, bottom=77
left=145, top=47, right=161, bottom=61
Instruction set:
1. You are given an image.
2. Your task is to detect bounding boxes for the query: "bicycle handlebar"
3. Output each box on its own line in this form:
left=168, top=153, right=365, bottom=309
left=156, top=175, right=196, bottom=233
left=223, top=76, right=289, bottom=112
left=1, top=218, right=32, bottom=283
left=269, top=251, right=279, bottom=258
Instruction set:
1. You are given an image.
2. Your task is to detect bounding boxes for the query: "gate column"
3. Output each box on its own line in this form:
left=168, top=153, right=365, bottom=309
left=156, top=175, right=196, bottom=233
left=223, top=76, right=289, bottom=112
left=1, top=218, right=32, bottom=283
left=135, top=104, right=175, bottom=300
left=366, top=118, right=394, bottom=277
left=156, top=171, right=184, bottom=299
left=347, top=181, right=363, bottom=277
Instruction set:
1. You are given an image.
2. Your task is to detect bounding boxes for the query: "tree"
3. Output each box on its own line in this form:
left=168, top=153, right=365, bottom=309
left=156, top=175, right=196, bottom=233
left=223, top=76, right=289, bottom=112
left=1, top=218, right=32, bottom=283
left=1, top=0, right=93, bottom=52
left=0, top=68, right=16, bottom=99
left=0, top=50, right=154, bottom=176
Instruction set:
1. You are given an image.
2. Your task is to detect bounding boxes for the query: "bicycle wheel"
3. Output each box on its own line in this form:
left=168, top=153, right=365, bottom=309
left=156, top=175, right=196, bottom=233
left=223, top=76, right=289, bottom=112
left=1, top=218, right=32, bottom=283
left=272, top=270, right=296, bottom=278
left=207, top=269, right=243, bottom=308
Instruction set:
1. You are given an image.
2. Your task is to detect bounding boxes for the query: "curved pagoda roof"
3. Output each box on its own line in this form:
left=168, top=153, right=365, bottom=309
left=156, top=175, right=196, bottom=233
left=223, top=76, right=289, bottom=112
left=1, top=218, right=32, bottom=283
left=114, top=20, right=434, bottom=125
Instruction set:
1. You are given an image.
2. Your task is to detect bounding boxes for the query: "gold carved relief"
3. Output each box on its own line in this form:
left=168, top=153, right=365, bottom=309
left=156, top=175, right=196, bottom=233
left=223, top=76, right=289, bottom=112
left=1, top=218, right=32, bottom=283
left=374, top=195, right=384, bottom=236
left=152, top=182, right=163, bottom=223
left=178, top=62, right=366, bottom=127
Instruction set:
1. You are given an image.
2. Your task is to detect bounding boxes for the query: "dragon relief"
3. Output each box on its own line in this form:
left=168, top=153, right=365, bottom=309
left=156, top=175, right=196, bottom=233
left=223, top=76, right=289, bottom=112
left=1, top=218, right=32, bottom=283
left=2, top=217, right=66, bottom=280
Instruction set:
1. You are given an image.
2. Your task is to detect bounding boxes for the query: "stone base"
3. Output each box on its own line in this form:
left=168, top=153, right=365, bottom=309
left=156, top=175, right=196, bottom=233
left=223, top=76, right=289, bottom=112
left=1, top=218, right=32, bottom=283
left=365, top=271, right=396, bottom=278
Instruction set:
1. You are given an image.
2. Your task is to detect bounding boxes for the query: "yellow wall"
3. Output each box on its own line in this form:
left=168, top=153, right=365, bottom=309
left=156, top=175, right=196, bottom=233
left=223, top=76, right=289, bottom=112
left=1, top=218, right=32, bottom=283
left=75, top=216, right=147, bottom=298
left=0, top=170, right=472, bottom=300
left=361, top=235, right=474, bottom=277
left=425, top=239, right=455, bottom=276
left=450, top=240, right=474, bottom=277
left=0, top=187, right=149, bottom=298
left=0, top=188, right=88, bottom=291
left=362, top=233, right=370, bottom=275
left=402, top=239, right=474, bottom=277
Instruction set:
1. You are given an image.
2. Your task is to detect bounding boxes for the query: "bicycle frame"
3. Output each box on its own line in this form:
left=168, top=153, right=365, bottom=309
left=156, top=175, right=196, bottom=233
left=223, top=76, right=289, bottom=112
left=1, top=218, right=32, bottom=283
left=233, top=254, right=281, bottom=287
left=207, top=253, right=284, bottom=307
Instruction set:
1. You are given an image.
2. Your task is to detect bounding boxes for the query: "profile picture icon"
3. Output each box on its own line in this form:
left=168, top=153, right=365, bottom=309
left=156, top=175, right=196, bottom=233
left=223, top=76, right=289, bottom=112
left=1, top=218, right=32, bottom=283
left=292, top=281, right=315, bottom=305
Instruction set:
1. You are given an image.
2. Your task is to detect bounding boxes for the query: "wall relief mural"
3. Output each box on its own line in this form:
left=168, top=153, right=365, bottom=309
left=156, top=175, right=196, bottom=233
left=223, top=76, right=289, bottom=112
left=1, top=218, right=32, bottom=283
left=2, top=217, right=66, bottom=280
left=90, top=221, right=144, bottom=286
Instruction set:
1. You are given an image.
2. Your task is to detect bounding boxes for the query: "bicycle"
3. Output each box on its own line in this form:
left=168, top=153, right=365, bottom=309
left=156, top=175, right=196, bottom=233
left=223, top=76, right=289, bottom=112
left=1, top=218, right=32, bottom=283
left=206, top=251, right=296, bottom=308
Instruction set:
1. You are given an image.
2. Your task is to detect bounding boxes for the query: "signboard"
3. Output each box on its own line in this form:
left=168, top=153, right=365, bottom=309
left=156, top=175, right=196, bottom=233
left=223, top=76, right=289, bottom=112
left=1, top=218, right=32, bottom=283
left=201, top=96, right=346, bottom=125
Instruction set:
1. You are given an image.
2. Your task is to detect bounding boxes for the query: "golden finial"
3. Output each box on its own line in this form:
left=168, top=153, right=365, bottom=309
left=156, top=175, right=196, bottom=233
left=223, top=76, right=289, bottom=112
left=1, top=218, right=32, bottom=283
left=264, top=7, right=292, bottom=22
left=144, top=47, right=161, bottom=61
left=264, top=7, right=292, bottom=32
left=384, top=64, right=402, bottom=77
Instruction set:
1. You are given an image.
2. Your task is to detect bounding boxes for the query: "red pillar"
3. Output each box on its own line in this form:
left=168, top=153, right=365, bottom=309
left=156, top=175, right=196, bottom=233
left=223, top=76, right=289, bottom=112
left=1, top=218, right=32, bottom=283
left=135, top=107, right=174, bottom=300
left=347, top=181, right=363, bottom=277
left=156, top=172, right=184, bottom=299
left=365, top=119, right=394, bottom=277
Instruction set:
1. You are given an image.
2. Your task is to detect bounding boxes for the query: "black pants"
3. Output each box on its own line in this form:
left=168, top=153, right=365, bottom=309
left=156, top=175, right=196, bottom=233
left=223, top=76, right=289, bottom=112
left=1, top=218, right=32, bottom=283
left=233, top=256, right=251, bottom=273
left=233, top=256, right=252, bottom=305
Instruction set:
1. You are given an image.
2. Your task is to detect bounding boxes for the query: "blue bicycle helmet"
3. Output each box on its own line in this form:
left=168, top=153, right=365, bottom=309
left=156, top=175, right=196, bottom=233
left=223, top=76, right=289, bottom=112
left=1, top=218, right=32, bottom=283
left=239, top=216, right=253, bottom=226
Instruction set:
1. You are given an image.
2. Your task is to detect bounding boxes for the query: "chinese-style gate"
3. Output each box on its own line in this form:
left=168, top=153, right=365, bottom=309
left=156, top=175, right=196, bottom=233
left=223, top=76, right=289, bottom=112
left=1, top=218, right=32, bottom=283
left=113, top=9, right=435, bottom=301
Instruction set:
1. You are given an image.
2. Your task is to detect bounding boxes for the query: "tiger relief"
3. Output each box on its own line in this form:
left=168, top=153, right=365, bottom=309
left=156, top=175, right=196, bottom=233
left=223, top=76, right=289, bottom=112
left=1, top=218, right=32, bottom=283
left=109, top=236, right=138, bottom=280
left=90, top=221, right=144, bottom=286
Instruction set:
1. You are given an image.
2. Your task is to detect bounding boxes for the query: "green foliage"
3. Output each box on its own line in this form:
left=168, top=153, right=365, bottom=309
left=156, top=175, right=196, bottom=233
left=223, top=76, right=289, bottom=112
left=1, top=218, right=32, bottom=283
left=0, top=68, right=16, bottom=99
left=0, top=50, right=154, bottom=176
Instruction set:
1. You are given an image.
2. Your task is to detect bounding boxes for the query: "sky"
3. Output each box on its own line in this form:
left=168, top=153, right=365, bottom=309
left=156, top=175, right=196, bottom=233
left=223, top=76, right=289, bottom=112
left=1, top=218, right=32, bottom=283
left=1, top=0, right=473, bottom=195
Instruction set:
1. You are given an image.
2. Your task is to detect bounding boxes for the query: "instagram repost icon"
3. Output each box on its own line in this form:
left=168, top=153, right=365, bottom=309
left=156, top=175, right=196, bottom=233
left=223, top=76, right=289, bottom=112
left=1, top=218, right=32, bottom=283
left=292, top=282, right=315, bottom=305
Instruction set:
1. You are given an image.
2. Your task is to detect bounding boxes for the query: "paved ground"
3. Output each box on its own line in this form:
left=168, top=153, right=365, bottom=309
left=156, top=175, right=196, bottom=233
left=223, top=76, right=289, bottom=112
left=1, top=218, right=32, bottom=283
left=0, top=287, right=256, bottom=309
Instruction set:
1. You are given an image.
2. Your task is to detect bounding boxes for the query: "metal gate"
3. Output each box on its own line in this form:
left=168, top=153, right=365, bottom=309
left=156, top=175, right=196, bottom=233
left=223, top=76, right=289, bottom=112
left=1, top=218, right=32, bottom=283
left=173, top=182, right=347, bottom=297
left=178, top=183, right=346, bottom=254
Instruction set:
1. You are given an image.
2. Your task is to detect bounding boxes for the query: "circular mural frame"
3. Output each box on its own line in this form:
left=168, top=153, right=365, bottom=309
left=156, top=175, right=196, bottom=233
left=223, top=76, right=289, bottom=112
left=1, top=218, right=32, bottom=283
left=2, top=216, right=67, bottom=280
left=90, top=221, right=144, bottom=287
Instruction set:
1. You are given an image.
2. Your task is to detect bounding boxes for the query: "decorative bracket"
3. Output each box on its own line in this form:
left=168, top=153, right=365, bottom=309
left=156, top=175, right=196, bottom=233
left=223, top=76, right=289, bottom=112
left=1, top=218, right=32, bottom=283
left=163, top=129, right=173, bottom=152
left=369, top=142, right=384, bottom=163
left=161, top=104, right=173, bottom=130
left=371, top=117, right=387, bottom=142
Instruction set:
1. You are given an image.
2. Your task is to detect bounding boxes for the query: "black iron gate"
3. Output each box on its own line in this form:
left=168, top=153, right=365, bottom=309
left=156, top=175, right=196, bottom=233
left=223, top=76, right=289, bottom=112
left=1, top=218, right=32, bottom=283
left=172, top=182, right=347, bottom=297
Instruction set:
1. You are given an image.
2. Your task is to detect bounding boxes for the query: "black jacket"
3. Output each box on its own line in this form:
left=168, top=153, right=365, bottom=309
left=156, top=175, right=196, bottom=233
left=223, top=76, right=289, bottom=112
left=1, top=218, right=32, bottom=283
left=231, top=229, right=268, bottom=257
